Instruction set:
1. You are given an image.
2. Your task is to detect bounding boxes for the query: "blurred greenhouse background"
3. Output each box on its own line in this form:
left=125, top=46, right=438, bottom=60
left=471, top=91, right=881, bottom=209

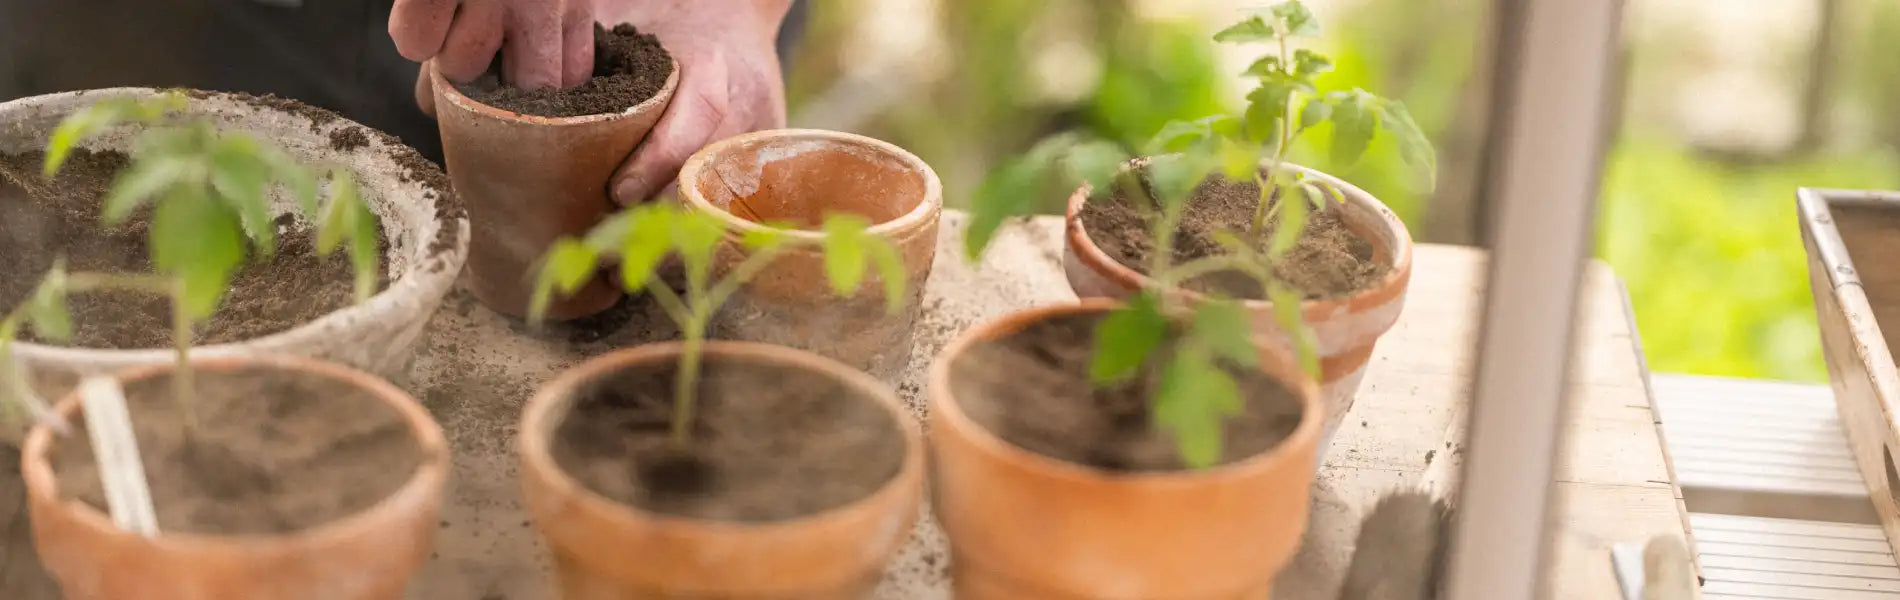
left=781, top=0, right=1900, bottom=382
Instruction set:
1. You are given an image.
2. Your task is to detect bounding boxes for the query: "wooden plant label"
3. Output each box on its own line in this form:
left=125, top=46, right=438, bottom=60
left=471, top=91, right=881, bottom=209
left=77, top=376, right=159, bottom=537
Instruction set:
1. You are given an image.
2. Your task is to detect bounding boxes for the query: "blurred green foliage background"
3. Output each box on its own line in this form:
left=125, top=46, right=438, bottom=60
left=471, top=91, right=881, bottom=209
left=784, top=0, right=1900, bottom=382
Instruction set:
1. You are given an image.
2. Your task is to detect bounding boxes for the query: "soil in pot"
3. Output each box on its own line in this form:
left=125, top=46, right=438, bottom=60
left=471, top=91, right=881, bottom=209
left=456, top=23, right=673, bottom=118
left=50, top=365, right=423, bottom=534
left=1080, top=174, right=1388, bottom=300
left=0, top=148, right=387, bottom=349
left=550, top=357, right=905, bottom=521
left=950, top=312, right=1305, bottom=471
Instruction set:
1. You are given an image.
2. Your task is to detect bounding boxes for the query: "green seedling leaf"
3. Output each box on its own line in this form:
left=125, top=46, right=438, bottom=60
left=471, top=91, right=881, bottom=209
left=670, top=209, right=727, bottom=277
left=1328, top=90, right=1379, bottom=168
left=1293, top=49, right=1333, bottom=77
left=44, top=95, right=187, bottom=177
left=1217, top=137, right=1262, bottom=182
left=1315, top=179, right=1348, bottom=205
left=1268, top=183, right=1310, bottom=259
left=582, top=210, right=636, bottom=250
left=347, top=199, right=378, bottom=303
left=1147, top=153, right=1216, bottom=211
left=1194, top=300, right=1257, bottom=367
left=262, top=147, right=320, bottom=215
left=822, top=215, right=872, bottom=296
left=1154, top=350, right=1243, bottom=469
left=1270, top=1, right=1321, bottom=37
left=528, top=239, right=600, bottom=322
left=316, top=173, right=360, bottom=255
left=739, top=225, right=788, bottom=251
left=1243, top=56, right=1284, bottom=79
left=966, top=156, right=1047, bottom=260
left=617, top=207, right=677, bottom=293
left=209, top=134, right=276, bottom=254
left=1065, top=138, right=1133, bottom=193
left=1299, top=96, right=1333, bottom=130
left=1245, top=80, right=1302, bottom=143
left=866, top=239, right=909, bottom=314
left=1089, top=292, right=1168, bottom=384
left=23, top=261, right=73, bottom=343
left=103, top=155, right=192, bottom=225
left=1213, top=15, right=1276, bottom=43
left=151, top=189, right=245, bottom=320
left=1374, top=97, right=1438, bottom=189
left=1266, top=283, right=1321, bottom=377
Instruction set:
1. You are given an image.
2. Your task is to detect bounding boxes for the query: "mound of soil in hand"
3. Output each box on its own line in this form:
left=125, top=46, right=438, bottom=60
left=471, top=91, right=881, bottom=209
left=551, top=357, right=906, bottom=521
left=951, top=313, right=1304, bottom=471
left=1080, top=174, right=1388, bottom=300
left=457, top=23, right=673, bottom=118
left=0, top=149, right=385, bottom=349
left=52, top=366, right=422, bottom=534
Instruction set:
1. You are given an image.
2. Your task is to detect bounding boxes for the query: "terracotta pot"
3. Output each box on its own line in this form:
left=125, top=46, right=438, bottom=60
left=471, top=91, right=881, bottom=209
left=678, top=129, right=942, bottom=383
left=929, top=299, right=1324, bottom=600
left=0, top=88, right=470, bottom=448
left=20, top=355, right=451, bottom=600
left=519, top=340, right=925, bottom=598
left=1063, top=163, right=1412, bottom=449
left=430, top=60, right=679, bottom=319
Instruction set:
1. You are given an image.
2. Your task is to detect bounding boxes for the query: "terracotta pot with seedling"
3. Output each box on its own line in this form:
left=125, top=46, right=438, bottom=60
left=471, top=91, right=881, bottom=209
left=968, top=1, right=1433, bottom=447
left=431, top=24, right=679, bottom=319
left=678, top=129, right=942, bottom=382
left=521, top=203, right=923, bottom=598
left=1, top=95, right=450, bottom=599
left=0, top=88, right=467, bottom=430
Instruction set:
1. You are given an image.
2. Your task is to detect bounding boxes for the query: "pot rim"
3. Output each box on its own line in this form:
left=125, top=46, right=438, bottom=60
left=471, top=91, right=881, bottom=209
left=1063, top=160, right=1414, bottom=317
left=3, top=87, right=470, bottom=367
left=428, top=57, right=682, bottom=127
left=677, top=128, right=944, bottom=242
left=928, top=298, right=1325, bottom=485
left=18, top=354, right=451, bottom=547
left=519, top=339, right=925, bottom=531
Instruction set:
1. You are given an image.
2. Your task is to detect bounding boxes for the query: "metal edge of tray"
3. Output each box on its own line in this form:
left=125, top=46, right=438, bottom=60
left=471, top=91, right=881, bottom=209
left=1798, top=187, right=1900, bottom=559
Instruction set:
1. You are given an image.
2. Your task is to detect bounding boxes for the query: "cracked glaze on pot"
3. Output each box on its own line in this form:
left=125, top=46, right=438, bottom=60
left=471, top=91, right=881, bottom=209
left=928, top=300, right=1323, bottom=599
left=1062, top=163, right=1412, bottom=445
left=431, top=60, right=678, bottom=319
left=679, top=129, right=942, bottom=384
left=21, top=355, right=450, bottom=600
left=0, top=88, right=469, bottom=403
left=518, top=341, right=924, bottom=598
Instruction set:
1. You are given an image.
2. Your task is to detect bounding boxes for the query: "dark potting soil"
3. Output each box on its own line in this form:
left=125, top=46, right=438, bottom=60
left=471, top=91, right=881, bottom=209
left=0, top=148, right=386, bottom=349
left=1079, top=174, right=1388, bottom=300
left=550, top=357, right=906, bottom=521
left=951, top=312, right=1305, bottom=471
left=457, top=23, right=673, bottom=118
left=51, top=365, right=423, bottom=535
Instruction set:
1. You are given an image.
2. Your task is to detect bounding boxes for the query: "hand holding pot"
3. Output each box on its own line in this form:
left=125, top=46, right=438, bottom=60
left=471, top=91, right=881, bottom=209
left=605, top=0, right=794, bottom=205
left=391, top=0, right=596, bottom=92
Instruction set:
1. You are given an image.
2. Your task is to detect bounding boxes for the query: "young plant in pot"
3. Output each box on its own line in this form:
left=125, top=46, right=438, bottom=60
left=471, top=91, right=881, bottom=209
left=523, top=203, right=923, bottom=598
left=0, top=96, right=450, bottom=599
left=966, top=0, right=1436, bottom=446
left=937, top=151, right=1326, bottom=598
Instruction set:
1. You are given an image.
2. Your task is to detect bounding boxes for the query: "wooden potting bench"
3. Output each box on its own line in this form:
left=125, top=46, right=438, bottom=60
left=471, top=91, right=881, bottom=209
left=0, top=213, right=1694, bottom=599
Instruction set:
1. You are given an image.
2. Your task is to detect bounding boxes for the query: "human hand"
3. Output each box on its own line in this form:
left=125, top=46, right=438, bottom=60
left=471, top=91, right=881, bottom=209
left=603, top=0, right=794, bottom=205
left=390, top=0, right=596, bottom=95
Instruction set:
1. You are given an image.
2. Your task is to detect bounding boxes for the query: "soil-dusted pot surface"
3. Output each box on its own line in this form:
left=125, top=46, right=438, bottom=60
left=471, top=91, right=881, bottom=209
left=0, top=88, right=470, bottom=438
left=20, top=355, right=450, bottom=600
left=678, top=129, right=942, bottom=383
left=1064, top=162, right=1412, bottom=447
left=929, top=299, right=1323, bottom=599
left=520, top=341, right=923, bottom=598
left=432, top=24, right=678, bottom=320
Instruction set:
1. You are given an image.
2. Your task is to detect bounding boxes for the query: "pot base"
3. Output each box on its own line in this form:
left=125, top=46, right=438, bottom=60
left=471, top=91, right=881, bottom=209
left=552, top=550, right=880, bottom=599
left=951, top=561, right=1274, bottom=600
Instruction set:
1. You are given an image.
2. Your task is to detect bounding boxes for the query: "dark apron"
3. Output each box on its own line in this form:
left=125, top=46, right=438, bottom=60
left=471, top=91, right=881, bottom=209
left=0, top=0, right=810, bottom=164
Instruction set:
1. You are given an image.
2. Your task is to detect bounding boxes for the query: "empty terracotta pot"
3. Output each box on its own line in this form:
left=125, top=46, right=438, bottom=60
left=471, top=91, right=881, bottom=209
left=20, top=355, right=451, bottom=600
left=519, top=341, right=924, bottom=598
left=1063, top=163, right=1412, bottom=450
left=677, top=129, right=942, bottom=383
left=430, top=60, right=679, bottom=319
left=929, top=299, right=1323, bottom=600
